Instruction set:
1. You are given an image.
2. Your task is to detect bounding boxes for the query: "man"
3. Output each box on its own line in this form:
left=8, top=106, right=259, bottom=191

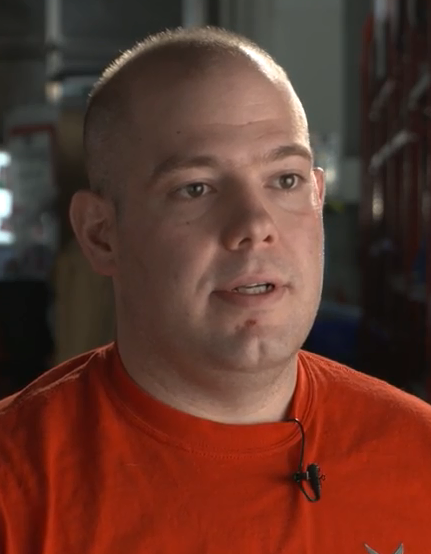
left=0, top=26, right=430, bottom=553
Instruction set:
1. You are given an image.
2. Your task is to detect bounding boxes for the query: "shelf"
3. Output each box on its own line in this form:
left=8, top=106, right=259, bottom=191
left=369, top=129, right=417, bottom=171
left=360, top=1, right=431, bottom=395
left=369, top=78, right=397, bottom=120
left=408, top=69, right=430, bottom=109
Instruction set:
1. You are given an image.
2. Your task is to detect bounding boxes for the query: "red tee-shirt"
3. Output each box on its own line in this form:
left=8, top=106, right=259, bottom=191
left=1, top=344, right=430, bottom=553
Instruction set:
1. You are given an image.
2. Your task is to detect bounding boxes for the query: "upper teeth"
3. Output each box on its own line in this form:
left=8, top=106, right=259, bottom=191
left=234, top=283, right=274, bottom=294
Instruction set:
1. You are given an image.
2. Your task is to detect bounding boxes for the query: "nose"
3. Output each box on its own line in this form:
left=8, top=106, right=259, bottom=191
left=220, top=188, right=280, bottom=251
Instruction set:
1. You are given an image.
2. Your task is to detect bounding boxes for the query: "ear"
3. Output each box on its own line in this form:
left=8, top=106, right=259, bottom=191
left=312, top=167, right=325, bottom=207
left=69, top=191, right=117, bottom=276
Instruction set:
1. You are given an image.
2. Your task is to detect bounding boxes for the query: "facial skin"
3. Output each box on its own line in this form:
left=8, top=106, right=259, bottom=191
left=71, top=50, right=325, bottom=423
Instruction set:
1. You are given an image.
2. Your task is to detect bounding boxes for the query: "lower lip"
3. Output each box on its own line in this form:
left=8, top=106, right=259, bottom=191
left=213, top=286, right=287, bottom=308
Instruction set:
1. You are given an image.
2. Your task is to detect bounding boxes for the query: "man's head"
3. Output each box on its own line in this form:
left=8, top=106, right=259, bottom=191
left=82, top=27, right=289, bottom=205
left=71, top=26, right=325, bottom=377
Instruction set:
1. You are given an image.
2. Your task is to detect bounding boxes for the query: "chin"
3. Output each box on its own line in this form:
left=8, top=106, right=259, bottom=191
left=207, top=333, right=298, bottom=373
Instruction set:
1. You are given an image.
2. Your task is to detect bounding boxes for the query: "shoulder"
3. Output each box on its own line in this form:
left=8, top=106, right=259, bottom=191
left=0, top=344, right=115, bottom=541
left=0, top=344, right=115, bottom=509
left=0, top=344, right=114, bottom=435
left=299, top=350, right=431, bottom=429
left=299, top=351, right=431, bottom=470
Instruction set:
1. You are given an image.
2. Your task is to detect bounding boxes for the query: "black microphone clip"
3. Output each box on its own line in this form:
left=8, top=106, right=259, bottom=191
left=293, top=463, right=325, bottom=503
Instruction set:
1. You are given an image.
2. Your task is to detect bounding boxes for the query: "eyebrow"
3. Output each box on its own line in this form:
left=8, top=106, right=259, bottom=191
left=260, top=144, right=314, bottom=165
left=150, top=143, right=314, bottom=182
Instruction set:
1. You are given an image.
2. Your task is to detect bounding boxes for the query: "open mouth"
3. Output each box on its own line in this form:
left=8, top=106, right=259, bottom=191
left=232, top=283, right=275, bottom=295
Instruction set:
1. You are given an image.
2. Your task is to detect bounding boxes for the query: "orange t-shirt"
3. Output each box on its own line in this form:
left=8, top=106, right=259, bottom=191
left=1, top=344, right=430, bottom=553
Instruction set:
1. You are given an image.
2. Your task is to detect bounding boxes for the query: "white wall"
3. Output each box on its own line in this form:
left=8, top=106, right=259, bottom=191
left=272, top=0, right=343, bottom=137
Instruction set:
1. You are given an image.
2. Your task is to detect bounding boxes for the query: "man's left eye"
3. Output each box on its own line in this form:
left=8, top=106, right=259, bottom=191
left=276, top=174, right=301, bottom=190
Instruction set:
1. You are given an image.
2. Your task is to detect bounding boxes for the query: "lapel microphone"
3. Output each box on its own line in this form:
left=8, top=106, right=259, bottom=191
left=288, top=417, right=325, bottom=502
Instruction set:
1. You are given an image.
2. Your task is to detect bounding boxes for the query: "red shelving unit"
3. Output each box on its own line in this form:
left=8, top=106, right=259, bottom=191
left=360, top=0, right=430, bottom=394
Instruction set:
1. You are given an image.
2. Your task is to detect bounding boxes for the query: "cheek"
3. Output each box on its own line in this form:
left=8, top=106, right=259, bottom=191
left=280, top=214, right=324, bottom=281
left=281, top=208, right=323, bottom=249
left=123, top=219, right=210, bottom=287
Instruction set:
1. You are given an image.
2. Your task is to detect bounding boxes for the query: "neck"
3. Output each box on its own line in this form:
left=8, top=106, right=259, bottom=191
left=116, top=338, right=298, bottom=425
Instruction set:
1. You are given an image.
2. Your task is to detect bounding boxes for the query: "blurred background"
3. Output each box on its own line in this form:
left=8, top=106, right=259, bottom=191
left=0, top=0, right=429, bottom=400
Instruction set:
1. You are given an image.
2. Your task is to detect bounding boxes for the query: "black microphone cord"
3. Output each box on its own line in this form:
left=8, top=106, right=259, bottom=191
left=287, top=417, right=325, bottom=502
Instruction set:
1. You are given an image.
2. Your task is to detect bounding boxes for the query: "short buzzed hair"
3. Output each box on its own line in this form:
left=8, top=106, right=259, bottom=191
left=83, top=26, right=288, bottom=203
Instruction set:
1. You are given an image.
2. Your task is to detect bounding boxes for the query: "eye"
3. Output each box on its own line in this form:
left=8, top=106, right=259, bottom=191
left=175, top=183, right=212, bottom=199
left=274, top=174, right=302, bottom=190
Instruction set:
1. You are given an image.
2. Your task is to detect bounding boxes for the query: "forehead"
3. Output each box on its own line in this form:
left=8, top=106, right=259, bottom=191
left=150, top=122, right=310, bottom=171
left=123, top=60, right=309, bottom=169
